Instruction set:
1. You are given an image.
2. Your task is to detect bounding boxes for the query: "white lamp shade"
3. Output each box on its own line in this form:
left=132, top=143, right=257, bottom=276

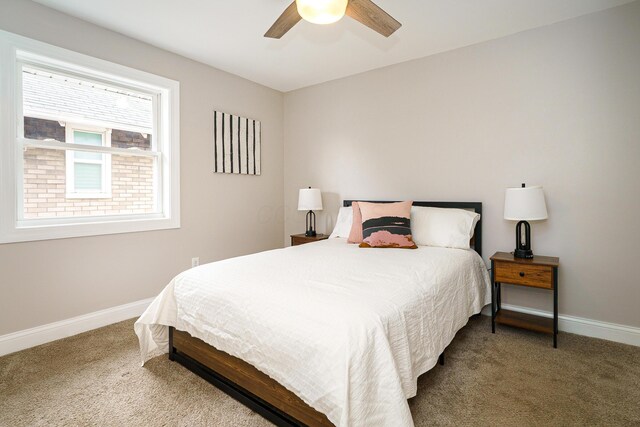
left=504, top=185, right=548, bottom=221
left=296, top=0, right=348, bottom=24
left=298, top=188, right=323, bottom=211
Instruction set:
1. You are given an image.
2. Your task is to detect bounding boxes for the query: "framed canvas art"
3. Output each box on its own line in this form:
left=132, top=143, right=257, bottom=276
left=213, top=111, right=261, bottom=175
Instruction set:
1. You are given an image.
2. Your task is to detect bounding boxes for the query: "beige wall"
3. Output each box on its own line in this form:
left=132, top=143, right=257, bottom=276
left=0, top=0, right=284, bottom=335
left=284, top=2, right=640, bottom=328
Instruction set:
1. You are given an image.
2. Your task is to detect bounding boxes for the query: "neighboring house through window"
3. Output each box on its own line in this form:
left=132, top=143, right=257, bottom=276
left=0, top=30, right=180, bottom=243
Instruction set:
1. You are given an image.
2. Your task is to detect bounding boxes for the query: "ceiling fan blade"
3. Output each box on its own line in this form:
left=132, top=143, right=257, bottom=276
left=346, top=0, right=401, bottom=37
left=264, top=1, right=302, bottom=39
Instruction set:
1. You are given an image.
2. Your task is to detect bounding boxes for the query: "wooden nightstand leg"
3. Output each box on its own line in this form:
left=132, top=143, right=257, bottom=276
left=497, top=283, right=502, bottom=311
left=491, top=261, right=496, bottom=333
left=553, top=267, right=558, bottom=348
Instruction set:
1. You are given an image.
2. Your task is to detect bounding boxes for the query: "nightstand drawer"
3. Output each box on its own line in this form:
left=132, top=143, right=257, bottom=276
left=494, top=261, right=553, bottom=289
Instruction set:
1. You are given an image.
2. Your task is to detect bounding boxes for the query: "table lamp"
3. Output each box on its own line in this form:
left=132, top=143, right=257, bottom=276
left=504, top=183, right=548, bottom=259
left=298, top=187, right=323, bottom=237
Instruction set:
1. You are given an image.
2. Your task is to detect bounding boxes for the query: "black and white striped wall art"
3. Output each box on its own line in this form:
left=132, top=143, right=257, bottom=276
left=213, top=111, right=261, bottom=175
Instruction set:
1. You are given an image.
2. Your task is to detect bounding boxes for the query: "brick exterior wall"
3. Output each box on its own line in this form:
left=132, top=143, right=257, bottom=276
left=111, top=129, right=151, bottom=150
left=23, top=118, right=154, bottom=219
left=24, top=117, right=66, bottom=142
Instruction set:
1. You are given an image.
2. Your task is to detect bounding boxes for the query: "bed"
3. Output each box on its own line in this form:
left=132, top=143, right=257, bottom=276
left=135, top=201, right=490, bottom=427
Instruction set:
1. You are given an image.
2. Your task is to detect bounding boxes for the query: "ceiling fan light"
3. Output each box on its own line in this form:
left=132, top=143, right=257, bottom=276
left=296, top=0, right=348, bottom=25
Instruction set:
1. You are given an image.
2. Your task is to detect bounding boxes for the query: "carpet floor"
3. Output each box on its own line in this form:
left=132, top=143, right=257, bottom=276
left=1, top=316, right=639, bottom=426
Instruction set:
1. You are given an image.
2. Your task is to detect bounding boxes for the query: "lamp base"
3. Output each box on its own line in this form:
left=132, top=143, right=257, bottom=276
left=514, top=220, right=533, bottom=259
left=513, top=248, right=534, bottom=259
left=305, top=210, right=317, bottom=237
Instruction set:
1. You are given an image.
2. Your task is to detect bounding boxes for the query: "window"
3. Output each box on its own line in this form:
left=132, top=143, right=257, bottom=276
left=0, top=30, right=180, bottom=243
left=65, top=126, right=112, bottom=198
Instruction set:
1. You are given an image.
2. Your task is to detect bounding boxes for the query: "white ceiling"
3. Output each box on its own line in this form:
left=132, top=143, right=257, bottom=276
left=33, top=0, right=633, bottom=92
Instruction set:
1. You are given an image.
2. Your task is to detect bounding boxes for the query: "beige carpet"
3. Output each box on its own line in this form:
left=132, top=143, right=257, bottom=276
left=1, top=316, right=639, bottom=427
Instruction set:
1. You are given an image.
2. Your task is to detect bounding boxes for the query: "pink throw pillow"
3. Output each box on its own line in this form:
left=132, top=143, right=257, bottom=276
left=347, top=202, right=363, bottom=244
left=358, top=201, right=417, bottom=249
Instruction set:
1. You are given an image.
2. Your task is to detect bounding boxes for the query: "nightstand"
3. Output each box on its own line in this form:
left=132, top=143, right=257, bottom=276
left=490, top=252, right=560, bottom=347
left=290, top=234, right=329, bottom=246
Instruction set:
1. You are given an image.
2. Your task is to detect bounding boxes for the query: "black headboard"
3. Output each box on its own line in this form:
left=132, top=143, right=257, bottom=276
left=343, top=200, right=483, bottom=257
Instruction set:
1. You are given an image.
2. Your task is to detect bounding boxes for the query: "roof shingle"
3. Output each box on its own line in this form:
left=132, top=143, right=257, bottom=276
left=22, top=68, right=153, bottom=131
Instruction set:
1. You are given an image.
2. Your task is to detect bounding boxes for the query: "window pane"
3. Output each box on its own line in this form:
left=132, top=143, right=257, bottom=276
left=22, top=67, right=153, bottom=150
left=73, top=131, right=103, bottom=160
left=74, top=163, right=102, bottom=190
left=74, top=131, right=102, bottom=145
left=23, top=147, right=156, bottom=219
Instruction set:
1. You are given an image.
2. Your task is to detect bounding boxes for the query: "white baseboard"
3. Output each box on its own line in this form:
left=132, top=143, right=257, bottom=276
left=2, top=298, right=637, bottom=357
left=481, top=303, right=640, bottom=347
left=0, top=297, right=154, bottom=357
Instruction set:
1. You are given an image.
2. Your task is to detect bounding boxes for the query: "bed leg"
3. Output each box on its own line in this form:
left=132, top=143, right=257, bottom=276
left=438, top=352, right=445, bottom=366
left=168, top=326, right=175, bottom=361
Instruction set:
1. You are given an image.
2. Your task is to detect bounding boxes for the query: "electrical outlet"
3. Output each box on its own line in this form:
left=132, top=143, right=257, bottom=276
left=191, top=257, right=199, bottom=268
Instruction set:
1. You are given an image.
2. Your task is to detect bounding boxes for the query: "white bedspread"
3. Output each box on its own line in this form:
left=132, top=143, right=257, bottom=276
left=135, top=238, right=490, bottom=427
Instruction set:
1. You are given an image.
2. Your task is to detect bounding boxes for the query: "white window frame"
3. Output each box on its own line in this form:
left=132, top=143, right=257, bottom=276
left=0, top=30, right=180, bottom=244
left=65, top=124, right=113, bottom=199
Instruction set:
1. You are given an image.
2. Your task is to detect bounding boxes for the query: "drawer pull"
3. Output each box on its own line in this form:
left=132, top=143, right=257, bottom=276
left=519, top=272, right=525, bottom=277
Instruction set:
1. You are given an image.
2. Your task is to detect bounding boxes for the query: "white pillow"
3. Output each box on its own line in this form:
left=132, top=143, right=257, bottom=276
left=329, top=207, right=353, bottom=239
left=411, top=206, right=480, bottom=249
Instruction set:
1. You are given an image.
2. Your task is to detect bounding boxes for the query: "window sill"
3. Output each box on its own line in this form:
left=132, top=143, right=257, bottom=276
left=1, top=214, right=180, bottom=244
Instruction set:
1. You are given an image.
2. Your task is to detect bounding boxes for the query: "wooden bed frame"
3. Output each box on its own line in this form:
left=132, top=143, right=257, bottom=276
left=168, top=201, right=482, bottom=427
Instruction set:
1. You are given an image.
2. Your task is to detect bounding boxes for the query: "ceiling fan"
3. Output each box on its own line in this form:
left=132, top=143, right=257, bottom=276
left=264, top=0, right=401, bottom=39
